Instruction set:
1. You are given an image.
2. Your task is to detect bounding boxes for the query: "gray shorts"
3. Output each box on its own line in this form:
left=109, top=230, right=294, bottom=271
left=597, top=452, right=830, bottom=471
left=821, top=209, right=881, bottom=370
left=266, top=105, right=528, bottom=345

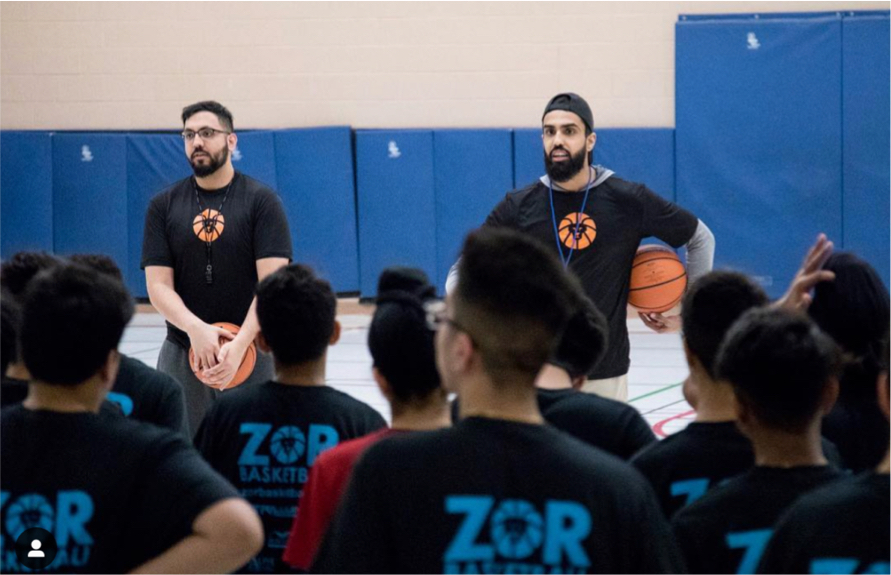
left=157, top=338, right=275, bottom=439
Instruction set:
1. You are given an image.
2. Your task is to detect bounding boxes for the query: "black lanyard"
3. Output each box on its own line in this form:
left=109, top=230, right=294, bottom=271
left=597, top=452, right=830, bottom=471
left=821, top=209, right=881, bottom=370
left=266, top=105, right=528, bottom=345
left=193, top=175, right=233, bottom=285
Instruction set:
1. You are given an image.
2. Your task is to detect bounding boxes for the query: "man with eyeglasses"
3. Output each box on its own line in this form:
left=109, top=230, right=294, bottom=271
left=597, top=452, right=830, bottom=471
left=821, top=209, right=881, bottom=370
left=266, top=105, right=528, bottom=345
left=142, top=100, right=292, bottom=437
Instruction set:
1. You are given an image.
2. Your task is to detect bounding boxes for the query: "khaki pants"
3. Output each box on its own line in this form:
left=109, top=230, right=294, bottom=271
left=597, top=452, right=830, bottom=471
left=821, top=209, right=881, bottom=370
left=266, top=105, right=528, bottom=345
left=581, top=373, right=629, bottom=402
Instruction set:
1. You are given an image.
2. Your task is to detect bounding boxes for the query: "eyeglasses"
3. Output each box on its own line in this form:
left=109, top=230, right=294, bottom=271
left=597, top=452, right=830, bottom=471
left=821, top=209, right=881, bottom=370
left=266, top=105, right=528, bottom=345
left=181, top=127, right=231, bottom=142
left=424, top=300, right=474, bottom=341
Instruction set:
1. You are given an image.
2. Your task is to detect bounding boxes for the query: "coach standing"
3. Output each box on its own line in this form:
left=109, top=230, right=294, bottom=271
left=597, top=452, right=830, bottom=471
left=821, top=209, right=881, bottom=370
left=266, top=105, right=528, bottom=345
left=448, top=93, right=714, bottom=401
left=142, top=101, right=292, bottom=436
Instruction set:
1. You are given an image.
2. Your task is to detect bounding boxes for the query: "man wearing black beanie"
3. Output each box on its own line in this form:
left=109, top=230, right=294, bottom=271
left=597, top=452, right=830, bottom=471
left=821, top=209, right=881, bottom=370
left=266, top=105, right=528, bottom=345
left=447, top=92, right=715, bottom=401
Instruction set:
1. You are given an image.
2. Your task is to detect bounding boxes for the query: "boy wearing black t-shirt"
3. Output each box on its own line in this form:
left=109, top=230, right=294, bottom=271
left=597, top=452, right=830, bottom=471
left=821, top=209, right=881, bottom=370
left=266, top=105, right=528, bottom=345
left=313, top=228, right=684, bottom=574
left=757, top=336, right=890, bottom=575
left=195, top=264, right=386, bottom=573
left=631, top=271, right=770, bottom=518
left=672, top=308, right=845, bottom=574
left=70, top=254, right=188, bottom=434
left=535, top=295, right=656, bottom=458
left=1, top=263, right=262, bottom=573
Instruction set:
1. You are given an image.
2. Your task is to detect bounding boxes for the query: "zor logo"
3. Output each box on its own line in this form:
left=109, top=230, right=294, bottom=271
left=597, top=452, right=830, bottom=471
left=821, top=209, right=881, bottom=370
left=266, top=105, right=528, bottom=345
left=193, top=209, right=225, bottom=242
left=747, top=32, right=761, bottom=50
left=490, top=500, right=544, bottom=560
left=558, top=213, right=596, bottom=250
left=5, top=494, right=54, bottom=536
left=269, top=426, right=306, bottom=465
left=80, top=146, right=93, bottom=162
left=388, top=141, right=401, bottom=159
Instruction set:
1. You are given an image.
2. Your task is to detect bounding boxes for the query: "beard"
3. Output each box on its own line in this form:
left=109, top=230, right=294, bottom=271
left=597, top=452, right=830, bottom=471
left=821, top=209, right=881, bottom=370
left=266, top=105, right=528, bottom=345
left=544, top=146, right=587, bottom=184
left=190, top=146, right=229, bottom=178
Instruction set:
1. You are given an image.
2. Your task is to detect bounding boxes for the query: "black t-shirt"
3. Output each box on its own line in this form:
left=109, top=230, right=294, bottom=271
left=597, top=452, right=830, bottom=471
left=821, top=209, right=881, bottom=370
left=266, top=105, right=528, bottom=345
left=0, top=405, right=238, bottom=573
left=1, top=376, right=124, bottom=417
left=630, top=421, right=845, bottom=519
left=107, top=355, right=188, bottom=434
left=672, top=465, right=844, bottom=574
left=312, top=417, right=685, bottom=574
left=537, top=388, right=657, bottom=459
left=757, top=472, right=890, bottom=574
left=822, top=396, right=889, bottom=473
left=482, top=175, right=698, bottom=378
left=141, top=172, right=292, bottom=348
left=195, top=381, right=387, bottom=573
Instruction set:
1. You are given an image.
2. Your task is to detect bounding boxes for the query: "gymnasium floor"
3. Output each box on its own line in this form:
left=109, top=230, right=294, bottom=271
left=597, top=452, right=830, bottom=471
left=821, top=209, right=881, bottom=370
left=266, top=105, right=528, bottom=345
left=121, top=303, right=694, bottom=438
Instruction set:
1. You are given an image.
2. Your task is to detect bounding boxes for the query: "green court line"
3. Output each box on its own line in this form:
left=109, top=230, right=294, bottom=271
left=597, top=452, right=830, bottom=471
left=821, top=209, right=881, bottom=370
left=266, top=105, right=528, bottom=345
left=629, top=381, right=683, bottom=403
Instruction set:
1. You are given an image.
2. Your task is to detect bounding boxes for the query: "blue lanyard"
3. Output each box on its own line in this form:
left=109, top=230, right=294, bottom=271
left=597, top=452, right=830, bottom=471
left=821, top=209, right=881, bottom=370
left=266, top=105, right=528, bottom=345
left=548, top=168, right=595, bottom=268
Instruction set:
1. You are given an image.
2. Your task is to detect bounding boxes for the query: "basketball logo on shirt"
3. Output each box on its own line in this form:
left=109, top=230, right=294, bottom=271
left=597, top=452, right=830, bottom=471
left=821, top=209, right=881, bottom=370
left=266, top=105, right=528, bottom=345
left=558, top=213, right=596, bottom=250
left=193, top=209, right=225, bottom=242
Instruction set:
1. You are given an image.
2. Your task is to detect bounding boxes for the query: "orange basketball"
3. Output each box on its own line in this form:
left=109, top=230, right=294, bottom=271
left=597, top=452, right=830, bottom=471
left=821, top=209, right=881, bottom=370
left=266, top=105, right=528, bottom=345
left=628, top=245, right=687, bottom=313
left=192, top=209, right=225, bottom=242
left=558, top=212, right=597, bottom=250
left=189, top=322, right=257, bottom=389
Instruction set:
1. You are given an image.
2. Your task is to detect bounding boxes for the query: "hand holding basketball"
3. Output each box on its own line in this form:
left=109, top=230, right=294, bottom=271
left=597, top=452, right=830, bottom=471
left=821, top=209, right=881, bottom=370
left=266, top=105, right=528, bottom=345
left=187, top=322, right=236, bottom=371
left=189, top=322, right=257, bottom=390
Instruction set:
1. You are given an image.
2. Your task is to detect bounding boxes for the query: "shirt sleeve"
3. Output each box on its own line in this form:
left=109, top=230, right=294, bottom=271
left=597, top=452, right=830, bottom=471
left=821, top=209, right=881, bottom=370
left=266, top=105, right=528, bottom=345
left=619, top=407, right=658, bottom=459
left=310, top=447, right=394, bottom=574
left=253, top=192, right=293, bottom=261
left=283, top=454, right=341, bottom=570
left=158, top=378, right=189, bottom=436
left=126, top=431, right=241, bottom=564
left=482, top=193, right=520, bottom=229
left=635, top=185, right=699, bottom=248
left=632, top=479, right=689, bottom=573
left=141, top=194, right=174, bottom=268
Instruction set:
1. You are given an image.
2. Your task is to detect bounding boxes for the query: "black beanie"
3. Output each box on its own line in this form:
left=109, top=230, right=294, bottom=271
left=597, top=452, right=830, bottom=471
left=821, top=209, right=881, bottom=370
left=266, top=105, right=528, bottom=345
left=542, top=93, right=594, bottom=133
left=368, top=267, right=440, bottom=402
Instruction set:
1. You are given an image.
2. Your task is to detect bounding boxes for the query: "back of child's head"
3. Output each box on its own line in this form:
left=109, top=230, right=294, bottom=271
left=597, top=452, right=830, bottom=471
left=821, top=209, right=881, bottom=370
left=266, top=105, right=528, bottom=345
left=68, top=253, right=124, bottom=283
left=808, top=252, right=890, bottom=395
left=256, top=264, right=336, bottom=365
left=681, top=270, right=769, bottom=380
left=454, top=228, right=581, bottom=384
left=0, top=251, right=62, bottom=298
left=716, top=307, right=840, bottom=433
left=368, top=267, right=441, bottom=403
left=20, top=263, right=134, bottom=385
left=550, top=295, right=608, bottom=379
left=1, top=290, right=20, bottom=374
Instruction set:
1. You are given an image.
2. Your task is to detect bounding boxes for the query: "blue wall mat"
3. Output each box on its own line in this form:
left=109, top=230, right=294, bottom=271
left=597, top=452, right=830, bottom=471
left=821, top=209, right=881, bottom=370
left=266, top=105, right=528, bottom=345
left=594, top=129, right=676, bottom=202
left=1, top=131, right=54, bottom=259
left=513, top=128, right=676, bottom=200
left=841, top=13, right=890, bottom=288
left=513, top=128, right=544, bottom=189
left=355, top=130, right=436, bottom=297
left=126, top=134, right=192, bottom=298
left=52, top=133, right=129, bottom=283
left=274, top=127, right=359, bottom=293
left=676, top=14, right=843, bottom=298
left=434, top=130, right=514, bottom=289
left=232, top=130, right=278, bottom=190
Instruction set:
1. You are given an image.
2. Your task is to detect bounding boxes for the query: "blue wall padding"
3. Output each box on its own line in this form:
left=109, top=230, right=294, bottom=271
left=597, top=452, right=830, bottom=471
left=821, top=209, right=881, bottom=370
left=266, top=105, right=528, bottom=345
left=513, top=128, right=543, bottom=188
left=355, top=130, right=436, bottom=297
left=231, top=130, right=278, bottom=190
left=841, top=13, right=890, bottom=287
left=594, top=129, right=676, bottom=202
left=126, top=134, right=192, bottom=298
left=676, top=14, right=843, bottom=298
left=1, top=132, right=54, bottom=259
left=52, top=133, right=129, bottom=284
left=512, top=128, right=676, bottom=200
left=274, top=127, right=359, bottom=292
left=434, top=130, right=514, bottom=287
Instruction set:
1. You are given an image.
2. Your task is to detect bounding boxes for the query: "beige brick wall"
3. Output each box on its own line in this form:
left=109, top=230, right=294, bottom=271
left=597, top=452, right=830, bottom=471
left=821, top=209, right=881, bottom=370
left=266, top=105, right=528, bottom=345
left=1, top=1, right=887, bottom=130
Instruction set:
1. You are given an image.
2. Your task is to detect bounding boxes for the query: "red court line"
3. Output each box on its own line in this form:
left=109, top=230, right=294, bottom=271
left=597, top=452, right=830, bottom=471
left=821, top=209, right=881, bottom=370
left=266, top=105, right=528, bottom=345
left=652, top=409, right=696, bottom=438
